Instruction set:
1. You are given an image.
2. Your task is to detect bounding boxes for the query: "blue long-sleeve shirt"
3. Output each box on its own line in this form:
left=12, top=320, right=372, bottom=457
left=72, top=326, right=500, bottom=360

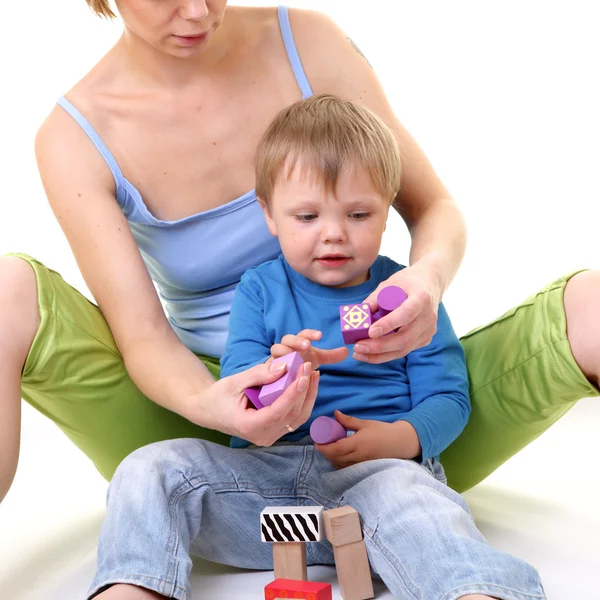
left=221, top=254, right=471, bottom=460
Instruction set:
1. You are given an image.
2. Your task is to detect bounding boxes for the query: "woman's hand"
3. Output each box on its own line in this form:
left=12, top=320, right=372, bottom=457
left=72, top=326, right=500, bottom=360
left=353, top=263, right=442, bottom=363
left=270, top=329, right=349, bottom=370
left=192, top=359, right=320, bottom=447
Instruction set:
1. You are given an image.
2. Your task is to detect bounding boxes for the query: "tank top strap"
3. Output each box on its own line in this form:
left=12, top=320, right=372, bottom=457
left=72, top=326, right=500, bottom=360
left=56, top=96, right=126, bottom=197
left=277, top=6, right=314, bottom=99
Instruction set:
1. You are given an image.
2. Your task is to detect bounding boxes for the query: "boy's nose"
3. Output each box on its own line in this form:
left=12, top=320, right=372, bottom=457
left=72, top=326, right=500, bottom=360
left=322, top=221, right=346, bottom=243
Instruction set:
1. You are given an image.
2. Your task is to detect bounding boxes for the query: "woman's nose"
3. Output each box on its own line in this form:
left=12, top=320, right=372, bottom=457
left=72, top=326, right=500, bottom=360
left=179, top=0, right=209, bottom=20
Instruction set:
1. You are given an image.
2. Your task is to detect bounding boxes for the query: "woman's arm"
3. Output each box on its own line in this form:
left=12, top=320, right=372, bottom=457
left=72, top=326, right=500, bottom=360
left=289, top=9, right=467, bottom=359
left=35, top=106, right=217, bottom=423
left=34, top=107, right=318, bottom=442
left=290, top=9, right=467, bottom=295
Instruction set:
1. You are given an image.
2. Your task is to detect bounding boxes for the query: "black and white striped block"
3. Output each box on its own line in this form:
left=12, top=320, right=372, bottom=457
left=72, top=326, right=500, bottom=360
left=260, top=506, right=324, bottom=543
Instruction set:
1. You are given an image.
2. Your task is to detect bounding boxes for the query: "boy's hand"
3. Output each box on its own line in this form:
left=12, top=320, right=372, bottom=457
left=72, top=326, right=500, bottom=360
left=271, top=329, right=349, bottom=370
left=315, top=410, right=421, bottom=468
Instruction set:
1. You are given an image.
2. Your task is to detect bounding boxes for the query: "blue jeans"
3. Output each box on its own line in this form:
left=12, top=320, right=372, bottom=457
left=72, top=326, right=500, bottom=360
left=88, top=437, right=545, bottom=600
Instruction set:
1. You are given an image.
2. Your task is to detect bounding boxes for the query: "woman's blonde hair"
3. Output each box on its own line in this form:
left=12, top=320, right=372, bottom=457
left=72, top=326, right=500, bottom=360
left=85, top=0, right=116, bottom=19
left=255, top=94, right=401, bottom=207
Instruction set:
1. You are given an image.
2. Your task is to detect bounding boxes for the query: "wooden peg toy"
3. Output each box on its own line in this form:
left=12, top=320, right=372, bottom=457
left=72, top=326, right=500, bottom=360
left=310, top=415, right=346, bottom=444
left=323, top=506, right=374, bottom=600
left=260, top=505, right=324, bottom=581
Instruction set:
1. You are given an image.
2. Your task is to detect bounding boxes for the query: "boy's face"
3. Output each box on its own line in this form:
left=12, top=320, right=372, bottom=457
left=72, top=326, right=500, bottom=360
left=262, top=162, right=390, bottom=288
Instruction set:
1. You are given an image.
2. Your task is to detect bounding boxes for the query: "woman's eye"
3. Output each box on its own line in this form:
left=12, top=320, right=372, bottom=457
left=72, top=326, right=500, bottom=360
left=295, top=214, right=318, bottom=222
left=350, top=212, right=370, bottom=220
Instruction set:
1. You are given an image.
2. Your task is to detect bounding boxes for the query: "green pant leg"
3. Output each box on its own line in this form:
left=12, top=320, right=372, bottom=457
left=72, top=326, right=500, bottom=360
left=11, top=253, right=229, bottom=482
left=442, top=270, right=599, bottom=493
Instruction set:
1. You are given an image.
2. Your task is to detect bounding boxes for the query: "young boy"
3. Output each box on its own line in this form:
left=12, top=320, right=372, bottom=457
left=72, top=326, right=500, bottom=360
left=87, top=96, right=545, bottom=600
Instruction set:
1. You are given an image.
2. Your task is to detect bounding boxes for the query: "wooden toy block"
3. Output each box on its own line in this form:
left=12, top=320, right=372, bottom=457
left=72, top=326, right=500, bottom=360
left=261, top=506, right=324, bottom=582
left=323, top=506, right=363, bottom=546
left=310, top=416, right=346, bottom=444
left=244, top=385, right=264, bottom=409
left=259, top=351, right=304, bottom=406
left=260, top=506, right=324, bottom=543
left=375, top=285, right=407, bottom=318
left=265, top=578, right=332, bottom=600
left=272, top=541, right=307, bottom=580
left=340, top=303, right=372, bottom=344
left=324, top=506, right=374, bottom=600
left=339, top=287, right=406, bottom=345
left=330, top=541, right=374, bottom=600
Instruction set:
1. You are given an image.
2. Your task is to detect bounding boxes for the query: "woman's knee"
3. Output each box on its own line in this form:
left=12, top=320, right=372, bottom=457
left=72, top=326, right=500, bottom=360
left=564, top=269, right=600, bottom=387
left=0, top=257, right=40, bottom=361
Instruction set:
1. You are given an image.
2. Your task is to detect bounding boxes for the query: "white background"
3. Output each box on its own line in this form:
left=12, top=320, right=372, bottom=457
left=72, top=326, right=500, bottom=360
left=0, top=1, right=599, bottom=599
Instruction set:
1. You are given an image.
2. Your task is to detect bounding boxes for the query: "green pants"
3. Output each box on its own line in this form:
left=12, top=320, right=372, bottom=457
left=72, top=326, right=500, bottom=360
left=13, top=253, right=599, bottom=493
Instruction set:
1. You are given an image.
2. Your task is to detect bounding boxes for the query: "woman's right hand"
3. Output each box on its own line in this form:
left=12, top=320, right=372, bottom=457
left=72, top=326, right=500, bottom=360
left=190, top=360, right=319, bottom=446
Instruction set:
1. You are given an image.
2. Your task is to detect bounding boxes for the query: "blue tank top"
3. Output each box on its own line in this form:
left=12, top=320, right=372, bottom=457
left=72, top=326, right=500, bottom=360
left=57, top=6, right=313, bottom=358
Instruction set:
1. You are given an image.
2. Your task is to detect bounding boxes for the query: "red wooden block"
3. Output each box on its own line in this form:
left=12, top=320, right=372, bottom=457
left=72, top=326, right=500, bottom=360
left=265, top=578, right=332, bottom=600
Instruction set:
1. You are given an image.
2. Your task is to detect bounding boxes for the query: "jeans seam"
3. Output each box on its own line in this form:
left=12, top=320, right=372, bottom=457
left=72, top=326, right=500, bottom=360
left=165, top=475, right=206, bottom=599
left=361, top=523, right=421, bottom=600
left=295, top=445, right=314, bottom=493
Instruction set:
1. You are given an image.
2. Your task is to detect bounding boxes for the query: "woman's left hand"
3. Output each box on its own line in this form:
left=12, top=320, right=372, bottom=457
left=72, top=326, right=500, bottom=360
left=353, top=262, right=442, bottom=363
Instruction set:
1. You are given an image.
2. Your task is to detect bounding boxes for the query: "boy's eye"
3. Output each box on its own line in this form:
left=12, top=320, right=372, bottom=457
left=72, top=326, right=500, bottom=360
left=350, top=212, right=370, bottom=220
left=295, top=214, right=318, bottom=222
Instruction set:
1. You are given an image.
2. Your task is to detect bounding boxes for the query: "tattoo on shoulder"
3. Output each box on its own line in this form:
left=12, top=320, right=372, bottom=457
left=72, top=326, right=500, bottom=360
left=347, top=37, right=372, bottom=68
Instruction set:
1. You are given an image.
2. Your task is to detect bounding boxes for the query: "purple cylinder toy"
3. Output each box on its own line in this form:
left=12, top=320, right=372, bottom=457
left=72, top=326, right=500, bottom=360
left=377, top=286, right=407, bottom=317
left=310, top=416, right=346, bottom=444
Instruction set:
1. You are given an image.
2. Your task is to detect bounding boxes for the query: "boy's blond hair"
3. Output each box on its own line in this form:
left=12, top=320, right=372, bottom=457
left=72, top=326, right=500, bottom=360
left=85, top=0, right=115, bottom=19
left=255, top=94, right=401, bottom=207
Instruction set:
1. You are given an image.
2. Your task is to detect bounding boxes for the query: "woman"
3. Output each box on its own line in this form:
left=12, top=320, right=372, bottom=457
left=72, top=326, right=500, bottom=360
left=0, top=0, right=598, bottom=508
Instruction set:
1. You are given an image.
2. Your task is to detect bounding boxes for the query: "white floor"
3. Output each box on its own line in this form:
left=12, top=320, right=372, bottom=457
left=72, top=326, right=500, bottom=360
left=0, top=397, right=598, bottom=599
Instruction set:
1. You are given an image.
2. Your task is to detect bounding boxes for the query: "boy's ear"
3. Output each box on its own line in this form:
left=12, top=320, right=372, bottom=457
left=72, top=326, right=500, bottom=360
left=258, top=198, right=278, bottom=237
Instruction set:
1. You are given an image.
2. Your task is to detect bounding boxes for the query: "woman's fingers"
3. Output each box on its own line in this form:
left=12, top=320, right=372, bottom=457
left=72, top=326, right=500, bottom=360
left=236, top=358, right=289, bottom=389
left=353, top=320, right=435, bottom=362
left=370, top=294, right=422, bottom=336
left=238, top=362, right=315, bottom=446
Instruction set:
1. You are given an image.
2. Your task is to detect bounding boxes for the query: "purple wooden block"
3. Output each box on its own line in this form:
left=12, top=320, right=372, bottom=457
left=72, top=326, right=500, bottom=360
left=258, top=352, right=304, bottom=407
left=244, top=386, right=264, bottom=410
left=377, top=286, right=407, bottom=317
left=339, top=302, right=372, bottom=344
left=310, top=416, right=346, bottom=444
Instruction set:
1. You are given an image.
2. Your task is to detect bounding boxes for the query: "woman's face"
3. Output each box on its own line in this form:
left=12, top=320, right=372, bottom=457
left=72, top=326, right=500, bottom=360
left=115, top=0, right=228, bottom=57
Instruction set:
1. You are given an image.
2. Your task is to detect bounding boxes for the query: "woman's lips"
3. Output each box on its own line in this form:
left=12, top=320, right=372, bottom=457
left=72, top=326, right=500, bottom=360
left=173, top=31, right=209, bottom=46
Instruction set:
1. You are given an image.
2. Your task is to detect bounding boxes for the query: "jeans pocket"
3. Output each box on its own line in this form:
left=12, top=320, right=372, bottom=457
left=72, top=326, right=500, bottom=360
left=423, top=458, right=448, bottom=485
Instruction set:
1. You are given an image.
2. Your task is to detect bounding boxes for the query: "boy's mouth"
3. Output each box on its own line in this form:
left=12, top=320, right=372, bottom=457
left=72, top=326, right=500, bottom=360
left=316, top=254, right=351, bottom=267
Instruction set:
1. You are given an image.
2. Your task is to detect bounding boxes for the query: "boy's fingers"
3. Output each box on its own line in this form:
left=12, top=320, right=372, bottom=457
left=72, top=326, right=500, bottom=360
left=297, top=329, right=323, bottom=340
left=278, top=332, right=319, bottom=352
left=313, top=346, right=349, bottom=364
left=270, top=343, right=295, bottom=358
